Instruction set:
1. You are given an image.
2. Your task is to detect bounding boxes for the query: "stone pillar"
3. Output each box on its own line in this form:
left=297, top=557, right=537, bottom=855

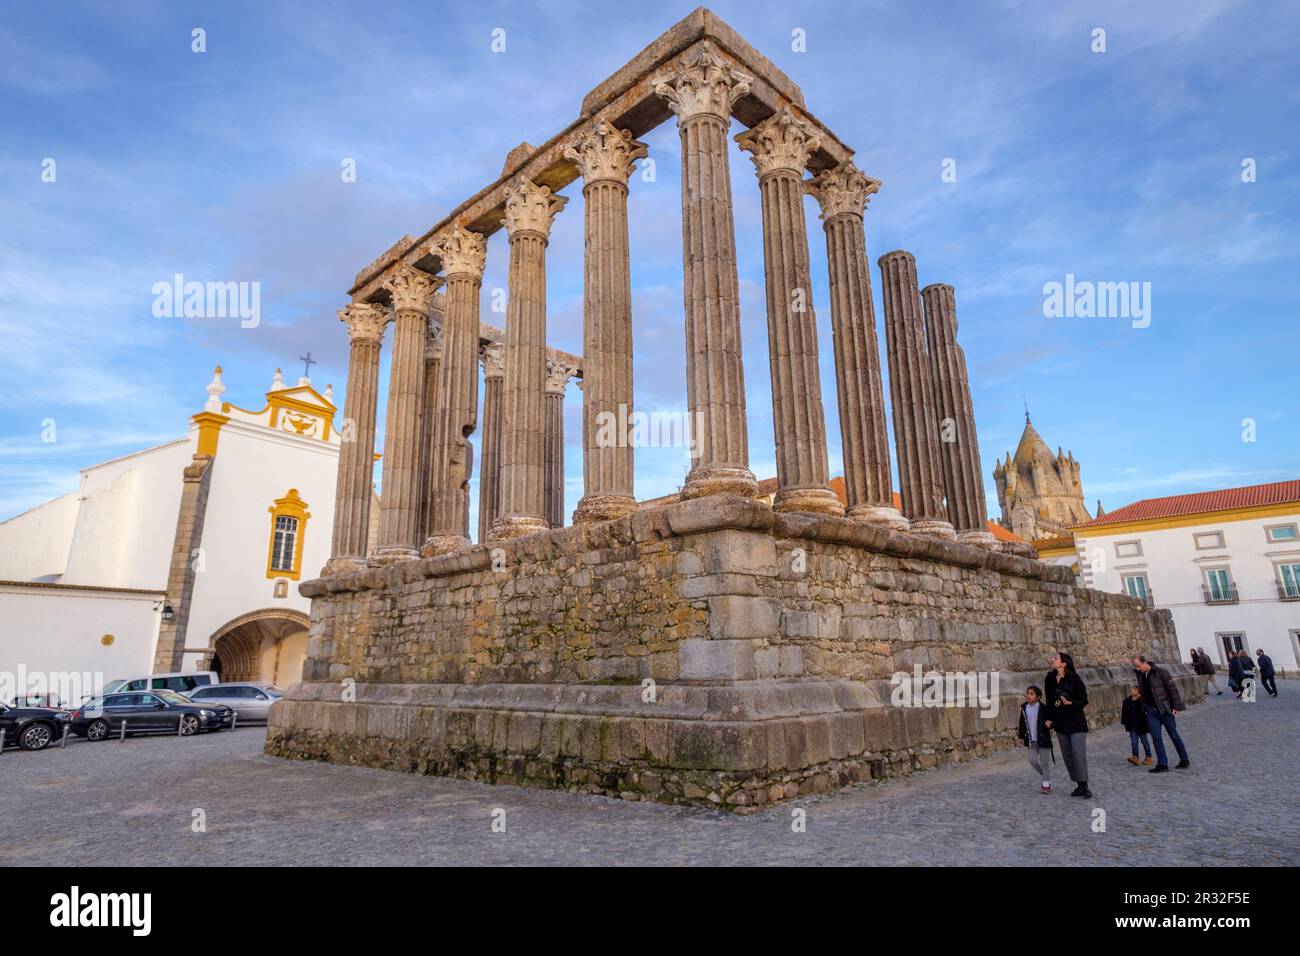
left=417, top=312, right=443, bottom=545
left=489, top=178, right=567, bottom=540
left=424, top=226, right=488, bottom=555
left=736, top=108, right=842, bottom=516
left=654, top=42, right=757, bottom=500
left=324, top=302, right=389, bottom=574
left=806, top=161, right=907, bottom=531
left=477, top=342, right=505, bottom=543
left=922, top=283, right=996, bottom=548
left=565, top=123, right=647, bottom=524
left=372, top=265, right=441, bottom=564
left=877, top=250, right=954, bottom=539
left=544, top=360, right=575, bottom=528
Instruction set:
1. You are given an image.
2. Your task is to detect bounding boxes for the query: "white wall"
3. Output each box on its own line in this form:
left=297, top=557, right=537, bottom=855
left=0, top=584, right=163, bottom=701
left=0, top=491, right=80, bottom=581
left=1079, top=510, right=1300, bottom=671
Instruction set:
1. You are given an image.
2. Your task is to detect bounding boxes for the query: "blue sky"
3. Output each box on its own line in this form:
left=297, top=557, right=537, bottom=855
left=2, top=0, right=1297, bottom=530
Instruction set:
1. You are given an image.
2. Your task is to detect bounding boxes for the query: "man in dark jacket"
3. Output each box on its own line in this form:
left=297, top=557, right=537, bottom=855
left=1131, top=655, right=1190, bottom=772
left=1227, top=650, right=1244, bottom=696
left=1256, top=650, right=1278, bottom=697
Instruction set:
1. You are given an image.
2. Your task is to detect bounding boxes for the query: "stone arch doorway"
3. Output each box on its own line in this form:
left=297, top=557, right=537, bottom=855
left=204, top=609, right=310, bottom=687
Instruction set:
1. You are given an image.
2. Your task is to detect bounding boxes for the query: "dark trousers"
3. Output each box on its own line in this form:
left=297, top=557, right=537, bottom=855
left=1261, top=674, right=1278, bottom=696
left=1128, top=729, right=1152, bottom=757
left=1144, top=705, right=1189, bottom=766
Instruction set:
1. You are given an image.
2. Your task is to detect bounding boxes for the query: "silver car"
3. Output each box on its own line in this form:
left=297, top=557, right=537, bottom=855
left=185, top=683, right=284, bottom=723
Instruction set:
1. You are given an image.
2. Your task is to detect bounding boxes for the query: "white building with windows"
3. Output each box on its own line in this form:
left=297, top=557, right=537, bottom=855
left=1072, top=480, right=1300, bottom=672
left=0, top=367, right=367, bottom=701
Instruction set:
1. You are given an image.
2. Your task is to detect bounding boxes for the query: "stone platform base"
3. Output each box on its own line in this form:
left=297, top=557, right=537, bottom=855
left=267, top=494, right=1201, bottom=810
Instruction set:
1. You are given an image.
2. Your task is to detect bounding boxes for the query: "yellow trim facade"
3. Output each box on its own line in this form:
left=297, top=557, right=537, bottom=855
left=192, top=412, right=229, bottom=456
left=1074, top=501, right=1300, bottom=539
left=266, top=488, right=311, bottom=580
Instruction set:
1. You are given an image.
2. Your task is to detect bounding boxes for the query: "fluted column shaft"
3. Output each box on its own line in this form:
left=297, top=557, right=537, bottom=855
left=738, top=109, right=841, bottom=515
left=324, top=304, right=387, bottom=575
left=566, top=123, right=647, bottom=523
left=373, top=267, right=440, bottom=563
left=807, top=161, right=907, bottom=530
left=544, top=377, right=566, bottom=528
left=477, top=344, right=505, bottom=542
left=425, top=227, right=487, bottom=555
left=655, top=46, right=757, bottom=499
left=923, top=283, right=994, bottom=546
left=417, top=320, right=443, bottom=543
left=878, top=250, right=954, bottom=539
left=490, top=178, right=566, bottom=540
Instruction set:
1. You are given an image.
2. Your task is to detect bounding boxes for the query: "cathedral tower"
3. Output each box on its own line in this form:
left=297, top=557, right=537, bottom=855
left=993, top=414, right=1092, bottom=540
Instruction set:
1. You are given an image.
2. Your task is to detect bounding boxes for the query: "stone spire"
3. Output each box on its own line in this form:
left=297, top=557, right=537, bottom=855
left=204, top=366, right=225, bottom=412
left=654, top=41, right=757, bottom=500
left=736, top=108, right=841, bottom=516
left=806, top=160, right=905, bottom=529
left=922, top=283, right=995, bottom=548
left=878, top=251, right=953, bottom=539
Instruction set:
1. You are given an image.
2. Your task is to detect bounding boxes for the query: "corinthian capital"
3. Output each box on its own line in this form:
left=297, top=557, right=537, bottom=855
left=805, top=160, right=881, bottom=221
left=735, top=107, right=821, bottom=178
left=338, top=302, right=390, bottom=344
left=383, top=265, right=441, bottom=313
left=480, top=340, right=506, bottom=378
left=653, top=41, right=752, bottom=124
left=564, top=123, right=649, bottom=186
left=501, top=177, right=569, bottom=239
left=432, top=225, right=487, bottom=279
left=545, top=359, right=578, bottom=395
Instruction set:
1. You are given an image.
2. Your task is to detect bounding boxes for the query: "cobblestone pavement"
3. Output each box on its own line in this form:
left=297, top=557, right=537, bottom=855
left=3, top=683, right=1296, bottom=866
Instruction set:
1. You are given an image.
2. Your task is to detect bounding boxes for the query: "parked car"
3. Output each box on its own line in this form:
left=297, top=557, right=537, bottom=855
left=185, top=683, right=284, bottom=723
left=100, top=671, right=219, bottom=696
left=70, top=690, right=233, bottom=740
left=0, top=701, right=72, bottom=751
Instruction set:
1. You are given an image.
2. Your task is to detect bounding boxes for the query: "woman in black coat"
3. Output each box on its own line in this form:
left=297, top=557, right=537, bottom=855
left=1045, top=651, right=1092, bottom=798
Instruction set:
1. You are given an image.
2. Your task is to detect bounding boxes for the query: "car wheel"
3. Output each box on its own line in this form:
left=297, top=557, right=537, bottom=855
left=85, top=719, right=110, bottom=742
left=19, top=722, right=54, bottom=751
left=178, top=713, right=200, bottom=736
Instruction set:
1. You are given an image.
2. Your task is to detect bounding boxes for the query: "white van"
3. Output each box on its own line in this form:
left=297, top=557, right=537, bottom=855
left=101, top=671, right=220, bottom=696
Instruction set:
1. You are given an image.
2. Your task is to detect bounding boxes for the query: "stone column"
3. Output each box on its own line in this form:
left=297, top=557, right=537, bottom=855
left=417, top=312, right=443, bottom=545
left=544, top=360, right=575, bottom=528
left=806, top=161, right=907, bottom=530
left=922, top=283, right=996, bottom=548
left=424, top=226, right=488, bottom=555
left=736, top=108, right=842, bottom=516
left=489, top=178, right=567, bottom=540
left=372, top=265, right=441, bottom=563
left=878, top=250, right=954, bottom=539
left=565, top=123, right=647, bottom=524
left=477, top=341, right=505, bottom=542
left=654, top=41, right=757, bottom=500
left=324, top=302, right=389, bottom=574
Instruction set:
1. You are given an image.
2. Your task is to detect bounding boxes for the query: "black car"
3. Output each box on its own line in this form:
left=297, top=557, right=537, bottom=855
left=70, top=690, right=233, bottom=740
left=0, top=701, right=72, bottom=751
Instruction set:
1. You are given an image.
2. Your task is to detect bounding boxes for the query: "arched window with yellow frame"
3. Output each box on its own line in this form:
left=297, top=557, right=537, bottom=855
left=266, top=489, right=311, bottom=580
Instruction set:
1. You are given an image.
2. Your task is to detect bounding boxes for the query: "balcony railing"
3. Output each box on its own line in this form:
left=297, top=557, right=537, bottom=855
left=1129, top=591, right=1155, bottom=609
left=1278, top=581, right=1300, bottom=602
left=1203, top=585, right=1239, bottom=605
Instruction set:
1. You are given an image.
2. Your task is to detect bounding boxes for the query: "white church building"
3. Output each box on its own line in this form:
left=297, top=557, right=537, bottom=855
left=0, top=367, right=363, bottom=699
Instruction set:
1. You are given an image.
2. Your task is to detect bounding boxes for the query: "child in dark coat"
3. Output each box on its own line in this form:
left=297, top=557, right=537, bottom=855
left=1120, top=684, right=1153, bottom=766
left=1017, top=685, right=1054, bottom=794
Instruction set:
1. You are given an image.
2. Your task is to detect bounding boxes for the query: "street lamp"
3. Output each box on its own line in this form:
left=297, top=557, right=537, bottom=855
left=161, top=605, right=175, bottom=622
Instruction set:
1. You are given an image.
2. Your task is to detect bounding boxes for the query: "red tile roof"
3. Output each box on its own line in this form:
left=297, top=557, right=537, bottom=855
left=1075, top=479, right=1300, bottom=528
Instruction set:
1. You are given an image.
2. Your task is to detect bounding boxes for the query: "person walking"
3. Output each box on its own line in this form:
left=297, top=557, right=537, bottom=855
left=1195, top=646, right=1222, bottom=695
left=1227, top=649, right=1244, bottom=697
left=1131, top=654, right=1190, bottom=772
left=1120, top=684, right=1154, bottom=766
left=1017, top=685, right=1054, bottom=794
left=1045, top=651, right=1092, bottom=798
left=1257, top=649, right=1278, bottom=697
left=1239, top=652, right=1256, bottom=699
